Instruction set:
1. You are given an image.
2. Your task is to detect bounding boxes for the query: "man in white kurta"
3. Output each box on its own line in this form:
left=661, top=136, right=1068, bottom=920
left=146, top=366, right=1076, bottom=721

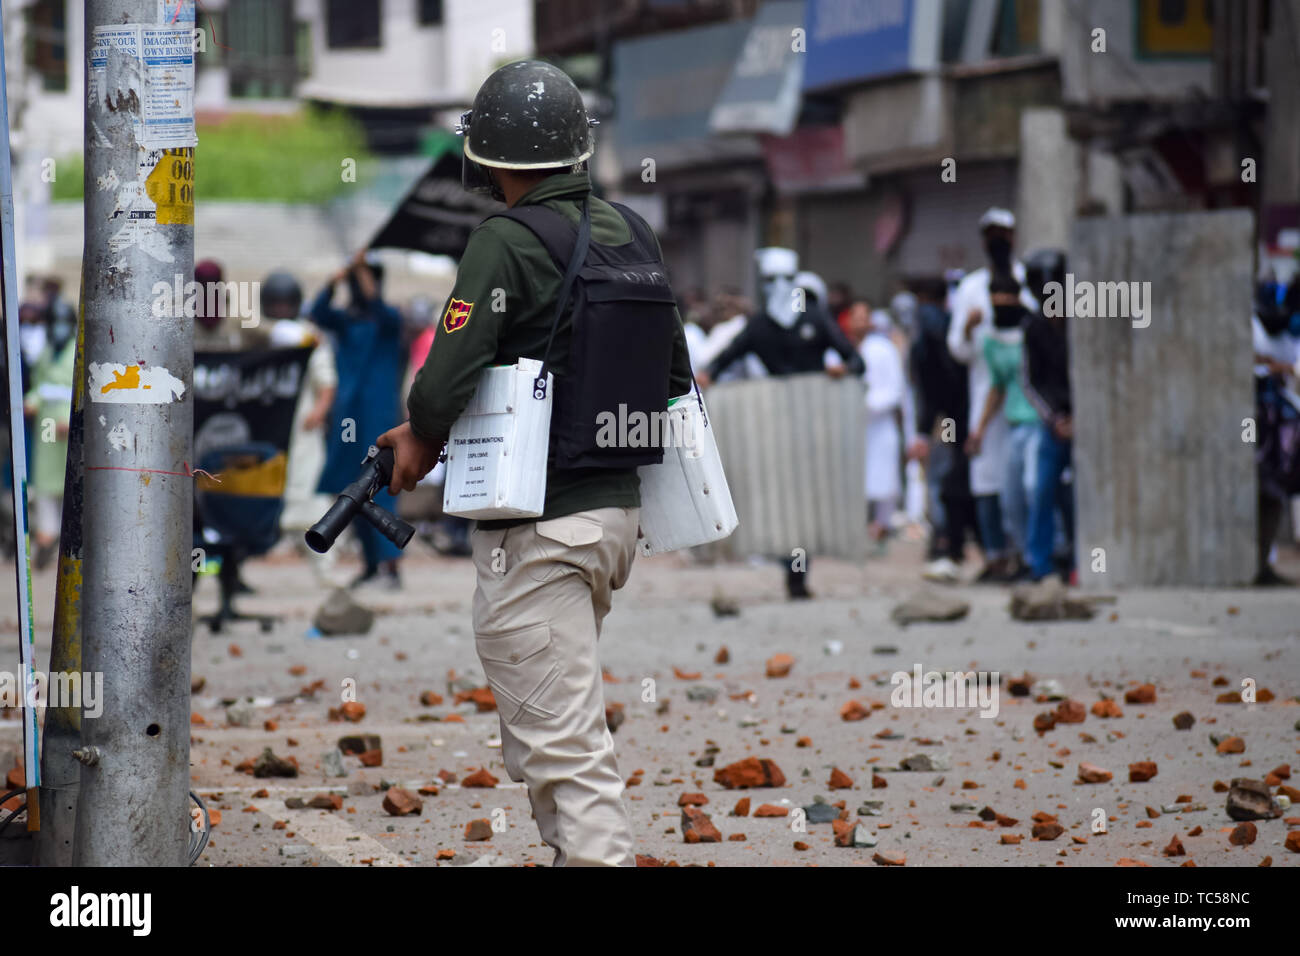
left=946, top=208, right=1036, bottom=575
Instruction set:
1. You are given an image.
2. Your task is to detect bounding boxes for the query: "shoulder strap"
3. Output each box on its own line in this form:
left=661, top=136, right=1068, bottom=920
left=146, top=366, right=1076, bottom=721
left=486, top=203, right=580, bottom=269
left=605, top=202, right=708, bottom=425
left=484, top=199, right=590, bottom=401
left=606, top=201, right=657, bottom=254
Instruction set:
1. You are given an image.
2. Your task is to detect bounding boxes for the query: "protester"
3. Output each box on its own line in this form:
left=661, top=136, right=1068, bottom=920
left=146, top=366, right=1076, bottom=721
left=1022, top=249, right=1076, bottom=583
left=267, top=272, right=341, bottom=585
left=845, top=299, right=905, bottom=541
left=1249, top=272, right=1300, bottom=585
left=193, top=259, right=271, bottom=351
left=967, top=271, right=1037, bottom=578
left=947, top=208, right=1034, bottom=582
left=910, top=279, right=976, bottom=581
left=22, top=304, right=76, bottom=568
left=700, top=248, right=864, bottom=598
left=312, top=251, right=406, bottom=589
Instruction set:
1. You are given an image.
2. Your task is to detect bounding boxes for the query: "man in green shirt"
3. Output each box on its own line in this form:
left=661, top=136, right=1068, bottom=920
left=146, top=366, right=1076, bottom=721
left=378, top=61, right=690, bottom=867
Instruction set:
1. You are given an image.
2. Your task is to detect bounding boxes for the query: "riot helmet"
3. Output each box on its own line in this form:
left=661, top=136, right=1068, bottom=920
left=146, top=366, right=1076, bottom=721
left=261, top=271, right=303, bottom=321
left=455, top=60, right=598, bottom=201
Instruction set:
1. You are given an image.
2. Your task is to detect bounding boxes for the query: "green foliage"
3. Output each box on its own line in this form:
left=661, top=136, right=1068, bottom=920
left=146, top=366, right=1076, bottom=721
left=50, top=107, right=374, bottom=202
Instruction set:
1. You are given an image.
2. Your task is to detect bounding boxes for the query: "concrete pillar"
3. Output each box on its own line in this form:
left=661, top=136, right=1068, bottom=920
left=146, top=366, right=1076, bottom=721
left=1069, top=209, right=1256, bottom=588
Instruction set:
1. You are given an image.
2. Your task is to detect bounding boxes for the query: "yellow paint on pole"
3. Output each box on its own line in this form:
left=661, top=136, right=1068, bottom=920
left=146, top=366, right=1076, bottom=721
left=145, top=147, right=194, bottom=225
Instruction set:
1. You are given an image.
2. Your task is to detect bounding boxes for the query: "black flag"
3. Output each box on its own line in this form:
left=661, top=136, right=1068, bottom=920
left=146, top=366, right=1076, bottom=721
left=367, top=149, right=503, bottom=259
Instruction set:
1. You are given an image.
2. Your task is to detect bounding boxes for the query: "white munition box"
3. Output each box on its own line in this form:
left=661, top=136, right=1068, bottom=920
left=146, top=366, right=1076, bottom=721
left=636, top=391, right=739, bottom=556
left=443, top=358, right=552, bottom=520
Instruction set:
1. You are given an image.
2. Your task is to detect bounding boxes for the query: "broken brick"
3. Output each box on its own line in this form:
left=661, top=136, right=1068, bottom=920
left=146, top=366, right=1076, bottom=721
left=462, top=767, right=499, bottom=788
left=382, top=788, right=422, bottom=816
left=765, top=654, right=794, bottom=678
left=1077, top=762, right=1113, bottom=784
left=681, top=806, right=722, bottom=843
left=713, top=757, right=786, bottom=789
left=1129, top=761, right=1158, bottom=783
left=828, top=767, right=854, bottom=789
left=1091, top=699, right=1123, bottom=719
left=1056, top=699, right=1087, bottom=724
left=1124, top=683, right=1156, bottom=704
left=840, top=700, right=870, bottom=722
left=464, top=818, right=493, bottom=841
left=1229, top=822, right=1257, bottom=846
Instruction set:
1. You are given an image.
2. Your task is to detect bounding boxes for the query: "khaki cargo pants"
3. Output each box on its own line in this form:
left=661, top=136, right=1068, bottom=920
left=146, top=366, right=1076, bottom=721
left=470, top=506, right=639, bottom=867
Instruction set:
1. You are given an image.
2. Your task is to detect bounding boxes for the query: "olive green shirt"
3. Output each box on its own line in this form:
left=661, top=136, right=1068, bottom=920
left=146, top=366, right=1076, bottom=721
left=407, top=171, right=693, bottom=528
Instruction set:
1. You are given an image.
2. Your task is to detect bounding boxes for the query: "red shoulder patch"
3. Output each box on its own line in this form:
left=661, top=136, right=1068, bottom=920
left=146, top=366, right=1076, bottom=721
left=443, top=298, right=473, bottom=333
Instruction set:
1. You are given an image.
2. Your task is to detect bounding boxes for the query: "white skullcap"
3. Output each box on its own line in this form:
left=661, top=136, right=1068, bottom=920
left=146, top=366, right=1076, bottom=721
left=979, top=207, right=1016, bottom=230
left=755, top=247, right=799, bottom=278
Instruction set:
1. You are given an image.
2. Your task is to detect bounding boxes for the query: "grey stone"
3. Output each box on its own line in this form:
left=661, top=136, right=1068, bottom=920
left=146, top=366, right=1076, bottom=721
left=279, top=844, right=312, bottom=858
left=686, top=685, right=719, bottom=703
left=890, top=590, right=970, bottom=625
left=898, top=752, right=951, bottom=772
left=312, top=588, right=375, bottom=636
left=225, top=699, right=256, bottom=727
left=1225, top=778, right=1282, bottom=821
left=321, top=749, right=347, bottom=778
left=1009, top=577, right=1102, bottom=621
left=802, top=802, right=841, bottom=824
left=253, top=747, right=298, bottom=778
left=847, top=825, right=877, bottom=848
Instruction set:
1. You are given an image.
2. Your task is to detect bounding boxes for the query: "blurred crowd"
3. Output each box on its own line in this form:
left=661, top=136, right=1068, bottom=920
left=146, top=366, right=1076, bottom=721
left=683, top=205, right=1300, bottom=593
left=6, top=205, right=1300, bottom=596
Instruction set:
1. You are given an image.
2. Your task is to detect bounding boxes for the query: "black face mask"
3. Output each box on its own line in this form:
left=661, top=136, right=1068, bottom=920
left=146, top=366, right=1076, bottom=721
left=1259, top=304, right=1289, bottom=337
left=985, top=235, right=1013, bottom=271
left=992, top=304, right=1025, bottom=329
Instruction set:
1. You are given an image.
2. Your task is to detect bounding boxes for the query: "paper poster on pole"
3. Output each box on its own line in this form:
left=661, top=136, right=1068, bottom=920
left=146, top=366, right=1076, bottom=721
left=90, top=24, right=196, bottom=151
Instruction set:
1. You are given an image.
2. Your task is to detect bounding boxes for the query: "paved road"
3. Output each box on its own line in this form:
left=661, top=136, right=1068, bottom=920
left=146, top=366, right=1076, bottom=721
left=3, top=536, right=1297, bottom=867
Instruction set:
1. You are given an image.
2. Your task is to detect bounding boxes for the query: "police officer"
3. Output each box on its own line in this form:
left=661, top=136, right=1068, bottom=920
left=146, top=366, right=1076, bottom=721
left=378, top=60, right=692, bottom=867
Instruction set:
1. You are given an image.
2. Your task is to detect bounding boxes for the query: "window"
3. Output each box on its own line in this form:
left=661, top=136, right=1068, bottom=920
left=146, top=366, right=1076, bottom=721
left=327, top=0, right=382, bottom=49
left=990, top=0, right=1040, bottom=57
left=418, top=0, right=444, bottom=26
left=227, top=0, right=298, bottom=99
left=26, top=0, right=67, bottom=93
left=1135, top=0, right=1214, bottom=59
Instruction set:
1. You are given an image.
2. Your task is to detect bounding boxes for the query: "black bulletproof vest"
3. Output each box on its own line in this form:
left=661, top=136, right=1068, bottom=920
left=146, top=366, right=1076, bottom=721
left=487, top=199, right=678, bottom=471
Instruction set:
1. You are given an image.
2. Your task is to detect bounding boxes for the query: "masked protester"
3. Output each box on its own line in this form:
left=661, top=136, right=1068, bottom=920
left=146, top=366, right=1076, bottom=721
left=700, top=248, right=865, bottom=598
left=376, top=60, right=693, bottom=866
left=946, top=208, right=1036, bottom=582
left=967, top=272, right=1038, bottom=578
left=22, top=302, right=77, bottom=568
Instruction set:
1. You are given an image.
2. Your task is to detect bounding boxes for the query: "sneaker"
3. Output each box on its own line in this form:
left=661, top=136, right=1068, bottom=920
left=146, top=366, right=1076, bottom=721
left=922, top=557, right=960, bottom=583
left=1252, top=566, right=1293, bottom=587
left=349, top=565, right=378, bottom=589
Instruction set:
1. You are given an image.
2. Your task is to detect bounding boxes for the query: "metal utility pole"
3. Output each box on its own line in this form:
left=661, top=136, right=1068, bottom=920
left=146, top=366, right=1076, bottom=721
left=73, top=0, right=197, bottom=866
